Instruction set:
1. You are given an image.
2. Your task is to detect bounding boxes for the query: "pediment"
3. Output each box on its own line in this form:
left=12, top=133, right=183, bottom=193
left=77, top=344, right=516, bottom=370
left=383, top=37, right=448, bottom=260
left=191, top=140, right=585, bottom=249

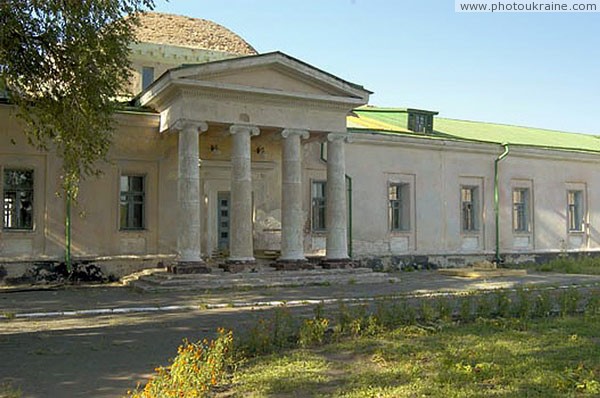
left=167, top=52, right=370, bottom=101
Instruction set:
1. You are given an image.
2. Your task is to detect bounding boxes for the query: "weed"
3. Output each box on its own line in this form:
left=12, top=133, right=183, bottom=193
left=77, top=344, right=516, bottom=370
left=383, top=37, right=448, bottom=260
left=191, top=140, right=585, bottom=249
left=298, top=317, right=329, bottom=348
left=2, top=312, right=16, bottom=320
left=435, top=297, right=453, bottom=322
left=559, top=287, right=580, bottom=317
left=419, top=300, right=437, bottom=324
left=0, top=382, right=21, bottom=398
left=128, top=328, right=233, bottom=398
left=533, top=290, right=553, bottom=318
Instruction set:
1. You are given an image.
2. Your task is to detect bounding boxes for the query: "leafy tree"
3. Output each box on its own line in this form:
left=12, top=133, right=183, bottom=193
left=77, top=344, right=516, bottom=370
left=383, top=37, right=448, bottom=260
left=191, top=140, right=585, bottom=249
left=0, top=0, right=155, bottom=268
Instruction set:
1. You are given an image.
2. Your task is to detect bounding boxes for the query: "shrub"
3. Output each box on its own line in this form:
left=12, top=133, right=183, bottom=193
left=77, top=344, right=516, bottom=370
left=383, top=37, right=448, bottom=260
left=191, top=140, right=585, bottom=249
left=128, top=328, right=233, bottom=398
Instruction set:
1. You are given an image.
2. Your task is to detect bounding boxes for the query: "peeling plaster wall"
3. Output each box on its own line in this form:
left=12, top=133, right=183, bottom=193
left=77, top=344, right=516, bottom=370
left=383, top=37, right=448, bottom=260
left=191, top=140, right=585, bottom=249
left=346, top=133, right=600, bottom=265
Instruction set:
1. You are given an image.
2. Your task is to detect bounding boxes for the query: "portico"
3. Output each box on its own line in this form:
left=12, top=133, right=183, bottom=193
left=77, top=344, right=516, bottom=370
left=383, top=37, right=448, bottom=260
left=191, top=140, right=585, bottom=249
left=139, top=52, right=370, bottom=272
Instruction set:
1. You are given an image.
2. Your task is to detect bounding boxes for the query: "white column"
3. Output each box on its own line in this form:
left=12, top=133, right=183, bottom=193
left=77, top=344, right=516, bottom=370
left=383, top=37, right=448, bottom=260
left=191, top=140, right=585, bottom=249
left=175, top=119, right=208, bottom=270
left=228, top=124, right=260, bottom=263
left=279, top=129, right=310, bottom=262
left=326, top=133, right=349, bottom=261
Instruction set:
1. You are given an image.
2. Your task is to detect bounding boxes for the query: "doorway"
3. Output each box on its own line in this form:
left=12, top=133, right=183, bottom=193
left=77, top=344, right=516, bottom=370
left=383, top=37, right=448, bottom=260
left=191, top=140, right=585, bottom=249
left=217, top=191, right=230, bottom=252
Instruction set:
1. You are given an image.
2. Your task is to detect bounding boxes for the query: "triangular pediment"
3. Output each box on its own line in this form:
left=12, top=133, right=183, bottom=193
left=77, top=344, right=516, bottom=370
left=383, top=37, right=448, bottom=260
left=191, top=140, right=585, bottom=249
left=168, top=52, right=371, bottom=101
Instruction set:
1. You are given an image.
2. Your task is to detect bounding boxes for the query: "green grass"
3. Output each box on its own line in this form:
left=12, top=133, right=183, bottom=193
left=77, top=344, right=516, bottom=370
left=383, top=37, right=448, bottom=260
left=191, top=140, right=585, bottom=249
left=0, top=382, right=22, bottom=398
left=227, top=315, right=600, bottom=397
left=511, top=256, right=600, bottom=275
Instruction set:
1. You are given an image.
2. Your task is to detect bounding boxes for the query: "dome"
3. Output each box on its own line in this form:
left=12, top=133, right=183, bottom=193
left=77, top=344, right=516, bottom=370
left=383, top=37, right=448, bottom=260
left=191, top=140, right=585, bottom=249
left=134, top=12, right=258, bottom=55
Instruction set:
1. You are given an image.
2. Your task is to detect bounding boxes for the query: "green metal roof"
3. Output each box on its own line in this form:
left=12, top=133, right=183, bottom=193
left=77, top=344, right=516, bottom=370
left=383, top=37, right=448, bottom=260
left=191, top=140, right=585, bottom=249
left=349, top=107, right=600, bottom=153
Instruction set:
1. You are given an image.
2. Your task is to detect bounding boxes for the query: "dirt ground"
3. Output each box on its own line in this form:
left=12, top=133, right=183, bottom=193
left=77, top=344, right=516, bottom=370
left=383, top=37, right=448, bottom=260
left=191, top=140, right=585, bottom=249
left=1, top=272, right=599, bottom=397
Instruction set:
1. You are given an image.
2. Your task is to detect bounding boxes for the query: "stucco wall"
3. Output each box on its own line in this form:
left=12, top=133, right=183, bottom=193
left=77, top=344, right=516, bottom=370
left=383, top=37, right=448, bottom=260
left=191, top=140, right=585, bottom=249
left=346, top=133, right=600, bottom=262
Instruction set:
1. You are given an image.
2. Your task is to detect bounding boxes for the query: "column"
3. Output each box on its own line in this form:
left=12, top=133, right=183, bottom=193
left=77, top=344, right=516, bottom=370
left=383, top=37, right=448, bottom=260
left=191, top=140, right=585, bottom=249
left=227, top=124, right=260, bottom=268
left=277, top=129, right=310, bottom=269
left=324, top=132, right=350, bottom=267
left=175, top=119, right=209, bottom=273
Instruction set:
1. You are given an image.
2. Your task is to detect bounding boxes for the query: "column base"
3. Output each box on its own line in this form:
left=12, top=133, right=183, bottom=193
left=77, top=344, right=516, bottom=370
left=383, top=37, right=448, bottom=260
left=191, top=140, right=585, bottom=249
left=170, top=261, right=211, bottom=274
left=321, top=258, right=355, bottom=269
left=220, top=259, right=256, bottom=273
left=272, top=259, right=314, bottom=271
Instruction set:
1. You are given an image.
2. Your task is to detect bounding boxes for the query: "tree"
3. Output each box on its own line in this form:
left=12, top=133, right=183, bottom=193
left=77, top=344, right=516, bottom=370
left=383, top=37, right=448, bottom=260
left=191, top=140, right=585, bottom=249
left=0, top=0, right=155, bottom=269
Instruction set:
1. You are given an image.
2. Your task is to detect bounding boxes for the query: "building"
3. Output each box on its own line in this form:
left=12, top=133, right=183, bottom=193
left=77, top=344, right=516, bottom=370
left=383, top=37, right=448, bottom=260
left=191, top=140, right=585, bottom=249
left=1, top=13, right=599, bottom=281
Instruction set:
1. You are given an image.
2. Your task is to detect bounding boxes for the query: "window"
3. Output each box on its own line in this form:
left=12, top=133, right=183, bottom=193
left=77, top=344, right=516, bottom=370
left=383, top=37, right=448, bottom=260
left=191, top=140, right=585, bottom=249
left=567, top=190, right=584, bottom=232
left=120, top=175, right=145, bottom=230
left=141, top=66, right=154, bottom=91
left=512, top=188, right=530, bottom=232
left=3, top=169, right=34, bottom=230
left=408, top=112, right=433, bottom=133
left=461, top=186, right=479, bottom=232
left=389, top=183, right=410, bottom=231
left=311, top=181, right=326, bottom=232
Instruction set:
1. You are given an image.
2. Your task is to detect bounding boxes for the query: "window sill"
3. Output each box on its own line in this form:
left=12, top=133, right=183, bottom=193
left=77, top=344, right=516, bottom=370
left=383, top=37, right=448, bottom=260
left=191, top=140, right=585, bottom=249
left=390, top=231, right=411, bottom=236
left=567, top=230, right=585, bottom=235
left=119, top=229, right=148, bottom=233
left=1, top=228, right=36, bottom=234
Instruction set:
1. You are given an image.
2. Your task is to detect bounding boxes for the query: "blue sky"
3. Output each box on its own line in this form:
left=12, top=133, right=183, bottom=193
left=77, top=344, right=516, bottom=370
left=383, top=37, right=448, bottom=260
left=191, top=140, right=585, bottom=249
left=154, top=0, right=600, bottom=134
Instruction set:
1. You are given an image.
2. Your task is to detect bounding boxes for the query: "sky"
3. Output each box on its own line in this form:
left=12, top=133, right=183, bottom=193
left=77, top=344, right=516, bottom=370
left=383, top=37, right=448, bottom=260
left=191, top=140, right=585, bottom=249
left=153, top=0, right=600, bottom=134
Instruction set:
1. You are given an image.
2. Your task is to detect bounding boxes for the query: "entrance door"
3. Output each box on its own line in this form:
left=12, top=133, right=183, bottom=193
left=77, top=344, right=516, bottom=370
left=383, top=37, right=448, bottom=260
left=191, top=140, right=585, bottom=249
left=217, top=192, right=230, bottom=252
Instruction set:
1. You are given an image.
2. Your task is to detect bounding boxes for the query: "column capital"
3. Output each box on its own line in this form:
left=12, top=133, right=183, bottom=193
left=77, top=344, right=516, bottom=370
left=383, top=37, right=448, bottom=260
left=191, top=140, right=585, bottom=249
left=281, top=128, right=310, bottom=140
left=230, top=124, right=260, bottom=137
left=172, top=119, right=208, bottom=134
left=326, top=132, right=352, bottom=143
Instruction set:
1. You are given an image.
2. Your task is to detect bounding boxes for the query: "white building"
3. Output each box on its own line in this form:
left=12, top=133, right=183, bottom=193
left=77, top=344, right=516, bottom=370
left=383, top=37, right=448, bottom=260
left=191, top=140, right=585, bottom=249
left=1, top=13, right=598, bottom=281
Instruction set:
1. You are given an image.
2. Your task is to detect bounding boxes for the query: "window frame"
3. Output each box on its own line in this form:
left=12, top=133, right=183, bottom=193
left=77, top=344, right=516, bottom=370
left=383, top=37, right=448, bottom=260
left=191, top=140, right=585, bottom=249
left=408, top=112, right=433, bottom=133
left=141, top=66, right=155, bottom=91
left=512, top=187, right=531, bottom=233
left=389, top=182, right=411, bottom=232
left=311, top=180, right=327, bottom=232
left=119, top=174, right=146, bottom=231
left=567, top=190, right=585, bottom=232
left=2, top=168, right=35, bottom=231
left=460, top=185, right=479, bottom=233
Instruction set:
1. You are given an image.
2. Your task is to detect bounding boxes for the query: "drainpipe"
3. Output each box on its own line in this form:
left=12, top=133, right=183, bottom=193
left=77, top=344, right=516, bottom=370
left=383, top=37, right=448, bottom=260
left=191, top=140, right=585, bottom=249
left=321, top=143, right=353, bottom=257
left=65, top=193, right=72, bottom=273
left=494, top=143, right=510, bottom=265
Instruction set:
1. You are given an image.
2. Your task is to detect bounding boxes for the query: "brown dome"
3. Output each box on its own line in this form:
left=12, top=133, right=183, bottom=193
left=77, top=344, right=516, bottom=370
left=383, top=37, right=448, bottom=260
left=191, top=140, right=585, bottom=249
left=134, top=12, right=257, bottom=55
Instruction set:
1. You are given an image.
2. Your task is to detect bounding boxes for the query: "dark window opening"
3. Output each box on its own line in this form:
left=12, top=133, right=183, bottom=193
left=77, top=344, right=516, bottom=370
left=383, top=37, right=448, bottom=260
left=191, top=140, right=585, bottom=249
left=3, top=169, right=34, bottom=230
left=120, top=175, right=145, bottom=230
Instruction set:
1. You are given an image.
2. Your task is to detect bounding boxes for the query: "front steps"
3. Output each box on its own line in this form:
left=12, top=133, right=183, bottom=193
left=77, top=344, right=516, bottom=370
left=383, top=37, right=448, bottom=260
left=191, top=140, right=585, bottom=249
left=127, top=265, right=400, bottom=293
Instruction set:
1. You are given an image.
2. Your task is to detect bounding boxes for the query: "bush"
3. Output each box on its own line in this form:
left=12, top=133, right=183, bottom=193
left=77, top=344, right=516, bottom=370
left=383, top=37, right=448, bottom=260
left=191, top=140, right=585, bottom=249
left=128, top=328, right=233, bottom=398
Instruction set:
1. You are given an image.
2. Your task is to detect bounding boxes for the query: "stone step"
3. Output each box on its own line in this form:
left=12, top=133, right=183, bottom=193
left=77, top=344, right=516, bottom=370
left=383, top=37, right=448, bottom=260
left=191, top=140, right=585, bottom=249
left=127, top=267, right=399, bottom=292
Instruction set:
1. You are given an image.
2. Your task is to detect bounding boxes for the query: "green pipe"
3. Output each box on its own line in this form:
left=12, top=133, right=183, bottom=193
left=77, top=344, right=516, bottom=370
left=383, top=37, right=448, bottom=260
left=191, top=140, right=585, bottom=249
left=494, top=143, right=510, bottom=264
left=321, top=143, right=353, bottom=257
left=346, top=174, right=353, bottom=257
left=66, top=192, right=72, bottom=273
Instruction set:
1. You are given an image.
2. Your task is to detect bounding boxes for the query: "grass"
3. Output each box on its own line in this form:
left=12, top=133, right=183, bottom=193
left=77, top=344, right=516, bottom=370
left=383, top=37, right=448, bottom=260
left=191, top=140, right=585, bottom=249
left=0, top=382, right=22, bottom=398
left=509, top=256, right=600, bottom=275
left=227, top=315, right=600, bottom=397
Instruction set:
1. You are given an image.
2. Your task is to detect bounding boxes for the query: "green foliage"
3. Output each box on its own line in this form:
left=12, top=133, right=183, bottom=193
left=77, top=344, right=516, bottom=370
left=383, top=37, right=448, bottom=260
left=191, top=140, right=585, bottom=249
left=238, top=306, right=298, bottom=356
left=298, top=317, right=329, bottom=348
left=128, top=328, right=233, bottom=398
left=514, top=256, right=600, bottom=275
left=232, top=315, right=600, bottom=397
left=0, top=382, right=22, bottom=398
left=559, top=288, right=581, bottom=317
left=0, top=0, right=154, bottom=195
